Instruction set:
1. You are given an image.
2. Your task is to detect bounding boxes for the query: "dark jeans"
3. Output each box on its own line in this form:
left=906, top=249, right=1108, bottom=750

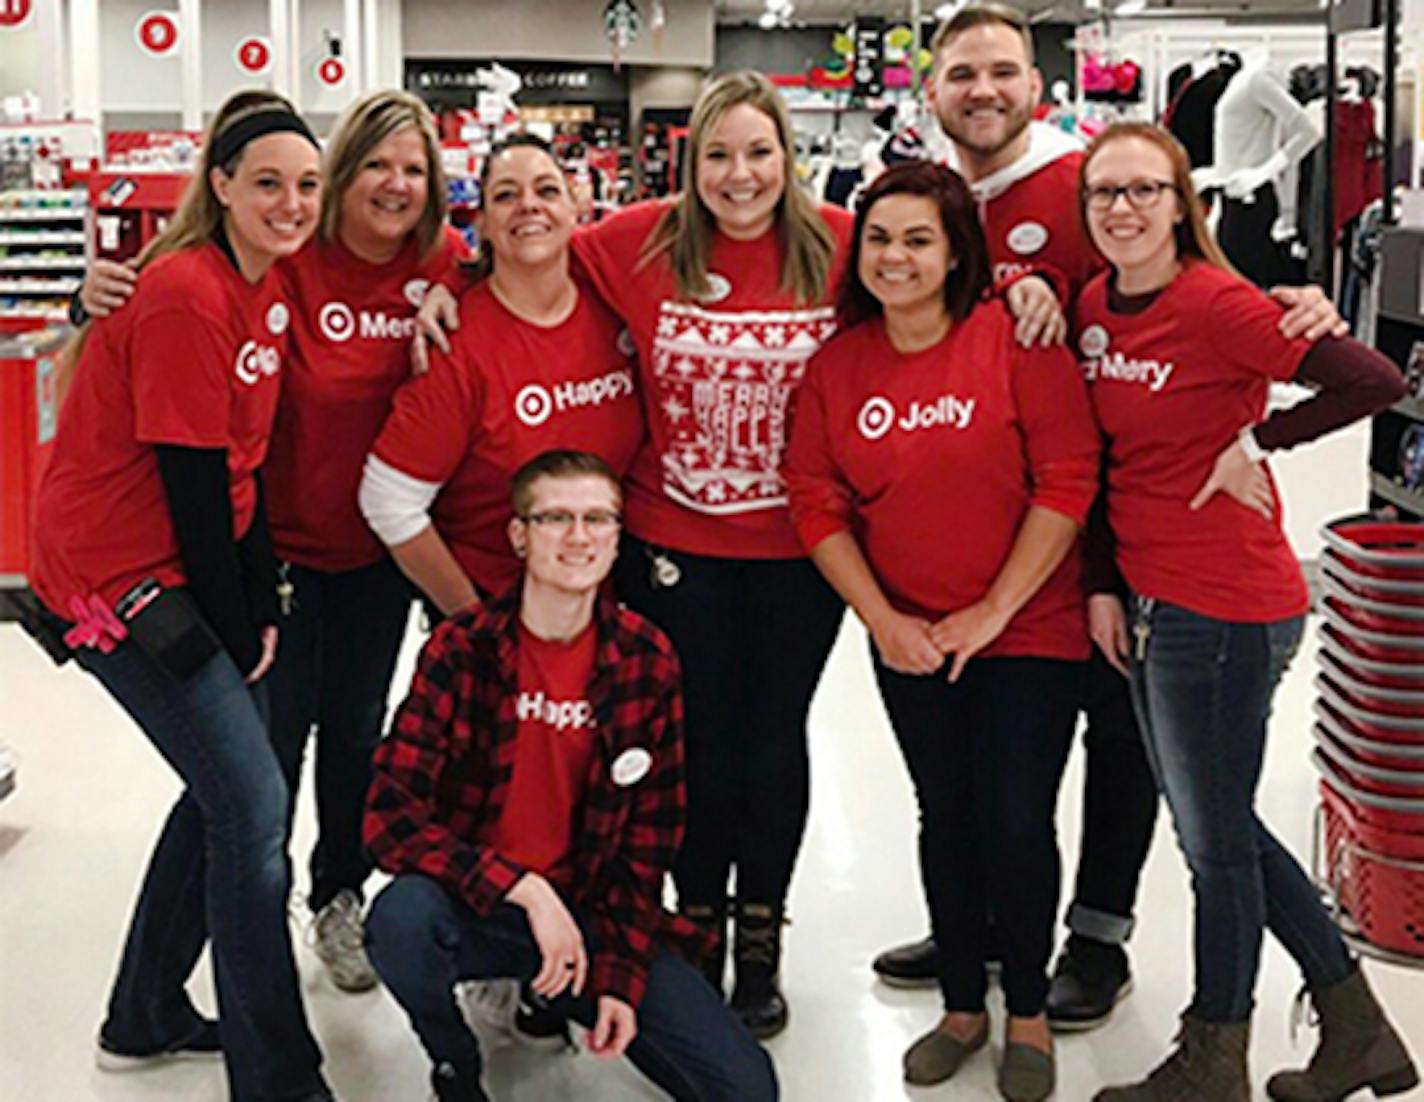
left=1130, top=599, right=1354, bottom=1023
left=1066, top=649, right=1159, bottom=945
left=614, top=535, right=844, bottom=909
left=265, top=557, right=411, bottom=912
left=73, top=633, right=326, bottom=1101
left=874, top=650, right=1081, bottom=1017
left=366, top=876, right=778, bottom=1101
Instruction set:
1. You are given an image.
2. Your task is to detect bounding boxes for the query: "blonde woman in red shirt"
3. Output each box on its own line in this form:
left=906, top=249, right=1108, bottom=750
left=1076, top=122, right=1416, bottom=1102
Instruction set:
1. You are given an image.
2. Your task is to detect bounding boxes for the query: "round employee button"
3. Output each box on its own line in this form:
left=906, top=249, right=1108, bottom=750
left=611, top=748, right=652, bottom=787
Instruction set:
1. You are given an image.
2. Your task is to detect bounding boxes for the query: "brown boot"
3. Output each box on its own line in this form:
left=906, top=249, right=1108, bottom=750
left=1266, top=969, right=1419, bottom=1101
left=1093, top=1014, right=1250, bottom=1101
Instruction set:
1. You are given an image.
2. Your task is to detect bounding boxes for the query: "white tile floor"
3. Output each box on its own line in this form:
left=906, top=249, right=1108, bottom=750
left=2, top=421, right=1420, bottom=1101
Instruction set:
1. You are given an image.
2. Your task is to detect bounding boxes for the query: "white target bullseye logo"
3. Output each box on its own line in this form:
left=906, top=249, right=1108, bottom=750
left=234, top=340, right=279, bottom=386
left=514, top=384, right=553, bottom=427
left=856, top=396, right=896, bottom=441
left=1079, top=324, right=1110, bottom=359
left=319, top=301, right=356, bottom=343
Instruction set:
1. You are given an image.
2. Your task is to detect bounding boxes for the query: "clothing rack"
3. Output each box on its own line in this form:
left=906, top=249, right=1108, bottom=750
left=1324, top=0, right=1399, bottom=291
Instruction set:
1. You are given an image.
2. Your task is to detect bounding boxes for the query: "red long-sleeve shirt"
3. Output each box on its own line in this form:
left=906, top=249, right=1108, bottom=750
left=786, top=302, right=1100, bottom=660
left=572, top=200, right=854, bottom=559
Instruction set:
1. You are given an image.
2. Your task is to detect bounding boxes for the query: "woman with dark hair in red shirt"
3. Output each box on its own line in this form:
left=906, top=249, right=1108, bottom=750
left=786, top=160, right=1100, bottom=1102
left=1076, top=122, right=1416, bottom=1102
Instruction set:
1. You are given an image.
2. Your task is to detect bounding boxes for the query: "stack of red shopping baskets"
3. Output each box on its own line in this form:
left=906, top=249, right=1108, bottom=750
left=1313, top=516, right=1424, bottom=960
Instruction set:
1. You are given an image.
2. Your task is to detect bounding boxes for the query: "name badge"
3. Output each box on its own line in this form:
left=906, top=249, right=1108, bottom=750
left=612, top=747, right=652, bottom=787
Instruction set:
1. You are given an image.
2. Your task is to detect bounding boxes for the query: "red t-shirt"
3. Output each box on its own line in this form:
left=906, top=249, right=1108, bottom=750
left=488, top=621, right=599, bottom=877
left=371, top=279, right=642, bottom=597
left=264, top=227, right=466, bottom=572
left=32, top=242, right=287, bottom=615
left=1075, top=261, right=1312, bottom=621
left=978, top=153, right=1104, bottom=303
left=786, top=303, right=1099, bottom=660
left=573, top=200, right=854, bottom=559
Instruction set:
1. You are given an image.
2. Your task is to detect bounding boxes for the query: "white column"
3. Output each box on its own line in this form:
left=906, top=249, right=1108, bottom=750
left=289, top=0, right=302, bottom=108
left=270, top=0, right=292, bottom=98
left=68, top=0, right=101, bottom=125
left=179, top=0, right=201, bottom=129
left=26, top=0, right=64, bottom=116
left=362, top=0, right=380, bottom=94
left=343, top=0, right=362, bottom=93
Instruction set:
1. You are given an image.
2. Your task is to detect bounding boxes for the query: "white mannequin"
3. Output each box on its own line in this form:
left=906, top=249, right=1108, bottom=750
left=1199, top=46, right=1321, bottom=201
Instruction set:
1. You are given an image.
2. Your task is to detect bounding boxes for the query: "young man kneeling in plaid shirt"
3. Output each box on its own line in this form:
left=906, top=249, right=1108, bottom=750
left=362, top=449, right=778, bottom=1102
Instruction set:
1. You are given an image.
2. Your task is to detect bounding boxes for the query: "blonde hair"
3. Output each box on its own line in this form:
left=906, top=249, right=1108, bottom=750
left=639, top=70, right=837, bottom=305
left=320, top=89, right=447, bottom=259
left=58, top=90, right=302, bottom=402
left=1079, top=122, right=1237, bottom=275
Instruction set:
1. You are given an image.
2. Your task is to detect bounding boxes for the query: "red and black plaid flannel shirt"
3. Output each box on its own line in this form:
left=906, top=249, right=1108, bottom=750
left=363, top=587, right=708, bottom=1008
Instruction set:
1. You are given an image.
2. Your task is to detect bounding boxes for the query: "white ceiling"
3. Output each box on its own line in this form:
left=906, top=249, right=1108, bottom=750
left=714, top=0, right=1329, bottom=24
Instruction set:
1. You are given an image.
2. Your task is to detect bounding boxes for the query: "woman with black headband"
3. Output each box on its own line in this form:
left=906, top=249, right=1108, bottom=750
left=30, top=92, right=335, bottom=1100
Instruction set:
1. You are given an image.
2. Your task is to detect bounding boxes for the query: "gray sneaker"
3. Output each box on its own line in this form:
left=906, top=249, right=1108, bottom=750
left=311, top=890, right=378, bottom=992
left=0, top=744, right=16, bottom=802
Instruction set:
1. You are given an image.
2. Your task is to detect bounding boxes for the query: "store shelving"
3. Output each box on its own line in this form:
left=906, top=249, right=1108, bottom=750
left=0, top=188, right=88, bottom=330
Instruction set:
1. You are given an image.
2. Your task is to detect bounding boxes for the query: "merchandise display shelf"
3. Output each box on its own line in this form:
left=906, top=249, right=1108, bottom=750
left=0, top=189, right=89, bottom=332
left=0, top=210, right=84, bottom=223
left=0, top=231, right=86, bottom=246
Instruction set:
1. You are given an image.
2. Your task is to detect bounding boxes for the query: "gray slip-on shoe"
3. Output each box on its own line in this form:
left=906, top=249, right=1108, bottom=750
left=903, top=1019, right=989, bottom=1085
left=998, top=1040, right=1055, bottom=1101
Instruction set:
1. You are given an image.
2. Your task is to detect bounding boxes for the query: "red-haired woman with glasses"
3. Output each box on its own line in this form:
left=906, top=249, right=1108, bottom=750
left=785, top=160, right=1099, bottom=1102
left=1075, top=122, right=1415, bottom=1102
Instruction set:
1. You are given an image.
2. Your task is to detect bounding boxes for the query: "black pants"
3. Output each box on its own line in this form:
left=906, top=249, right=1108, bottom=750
left=1219, top=185, right=1300, bottom=289
left=874, top=650, right=1081, bottom=1017
left=264, top=557, right=412, bottom=912
left=1066, top=650, right=1159, bottom=944
left=615, top=534, right=844, bottom=909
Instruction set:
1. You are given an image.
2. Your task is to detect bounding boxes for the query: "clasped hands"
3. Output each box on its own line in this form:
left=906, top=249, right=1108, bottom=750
left=868, top=600, right=1012, bottom=683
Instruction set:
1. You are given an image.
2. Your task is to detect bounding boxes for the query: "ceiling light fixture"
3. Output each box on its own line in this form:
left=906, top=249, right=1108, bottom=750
left=1114, top=0, right=1147, bottom=13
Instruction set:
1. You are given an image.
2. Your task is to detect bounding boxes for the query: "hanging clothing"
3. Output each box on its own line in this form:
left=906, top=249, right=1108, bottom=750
left=1333, top=98, right=1384, bottom=238
left=1219, top=185, right=1302, bottom=289
left=1165, top=62, right=1238, bottom=169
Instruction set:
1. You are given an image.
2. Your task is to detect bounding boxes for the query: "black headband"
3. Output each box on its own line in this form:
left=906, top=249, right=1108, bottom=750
left=211, top=109, right=319, bottom=167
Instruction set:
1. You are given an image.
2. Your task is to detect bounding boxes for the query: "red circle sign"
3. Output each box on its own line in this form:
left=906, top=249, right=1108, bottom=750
left=235, top=36, right=272, bottom=75
left=0, top=0, right=34, bottom=29
left=135, top=10, right=180, bottom=56
left=316, top=56, right=346, bottom=87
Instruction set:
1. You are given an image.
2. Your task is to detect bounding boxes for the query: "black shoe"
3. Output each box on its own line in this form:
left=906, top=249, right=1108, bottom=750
left=1046, top=937, right=1132, bottom=1033
left=872, top=935, right=940, bottom=989
left=731, top=902, right=788, bottom=1039
left=95, top=1018, right=223, bottom=1071
left=431, top=1060, right=490, bottom=1102
left=513, top=990, right=573, bottom=1051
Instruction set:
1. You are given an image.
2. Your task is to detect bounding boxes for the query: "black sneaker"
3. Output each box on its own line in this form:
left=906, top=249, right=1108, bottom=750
left=871, top=935, right=940, bottom=989
left=95, top=1019, right=223, bottom=1071
left=431, top=1060, right=490, bottom=1102
left=513, top=991, right=573, bottom=1052
left=1045, top=938, right=1132, bottom=1033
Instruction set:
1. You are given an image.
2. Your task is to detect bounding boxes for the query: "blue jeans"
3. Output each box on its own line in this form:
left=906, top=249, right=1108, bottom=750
left=873, top=652, right=1081, bottom=1017
left=366, top=876, right=778, bottom=1102
left=1130, top=599, right=1354, bottom=1023
left=74, top=635, right=327, bottom=1100
left=264, top=557, right=411, bottom=912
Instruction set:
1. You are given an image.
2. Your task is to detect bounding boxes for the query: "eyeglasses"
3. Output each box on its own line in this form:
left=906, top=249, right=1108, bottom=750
left=1083, top=179, right=1179, bottom=212
left=520, top=509, right=622, bottom=534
